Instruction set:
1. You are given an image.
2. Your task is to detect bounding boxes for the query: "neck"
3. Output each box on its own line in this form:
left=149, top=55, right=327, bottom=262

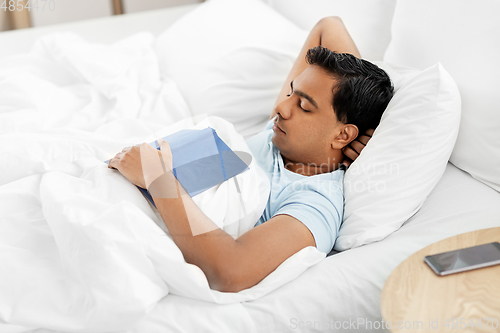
left=281, top=155, right=343, bottom=176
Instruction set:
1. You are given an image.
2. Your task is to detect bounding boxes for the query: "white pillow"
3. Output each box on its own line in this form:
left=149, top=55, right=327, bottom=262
left=153, top=0, right=308, bottom=139
left=384, top=0, right=500, bottom=192
left=335, top=63, right=461, bottom=251
left=263, top=0, right=396, bottom=61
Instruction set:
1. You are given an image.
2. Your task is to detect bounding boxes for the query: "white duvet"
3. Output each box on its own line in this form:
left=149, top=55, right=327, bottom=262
left=0, top=32, right=325, bottom=332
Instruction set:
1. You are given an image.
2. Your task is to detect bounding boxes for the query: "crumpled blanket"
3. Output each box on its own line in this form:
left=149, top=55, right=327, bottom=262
left=0, top=31, right=325, bottom=332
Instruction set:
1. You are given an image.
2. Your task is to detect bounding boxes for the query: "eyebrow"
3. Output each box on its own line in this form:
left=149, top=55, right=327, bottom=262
left=291, top=80, right=318, bottom=109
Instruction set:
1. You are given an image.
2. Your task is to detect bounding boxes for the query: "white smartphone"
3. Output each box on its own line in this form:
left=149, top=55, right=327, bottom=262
left=424, top=242, right=500, bottom=276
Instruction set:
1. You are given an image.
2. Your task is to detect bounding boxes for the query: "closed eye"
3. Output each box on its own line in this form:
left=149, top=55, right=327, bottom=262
left=288, top=81, right=310, bottom=112
left=290, top=80, right=318, bottom=110
left=286, top=94, right=310, bottom=112
left=299, top=104, right=310, bottom=112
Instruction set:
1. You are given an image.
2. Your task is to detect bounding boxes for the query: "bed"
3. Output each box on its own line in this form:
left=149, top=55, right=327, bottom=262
left=1, top=0, right=499, bottom=332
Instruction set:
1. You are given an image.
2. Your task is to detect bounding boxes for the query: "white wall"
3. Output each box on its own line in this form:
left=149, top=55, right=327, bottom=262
left=30, top=0, right=112, bottom=27
left=0, top=0, right=202, bottom=31
left=124, top=0, right=201, bottom=13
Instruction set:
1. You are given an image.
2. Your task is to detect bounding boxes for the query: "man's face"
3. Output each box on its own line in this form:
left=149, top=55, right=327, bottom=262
left=272, top=65, right=344, bottom=165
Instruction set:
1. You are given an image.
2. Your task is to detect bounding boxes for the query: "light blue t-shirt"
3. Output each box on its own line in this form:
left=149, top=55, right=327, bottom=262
left=246, top=120, right=344, bottom=254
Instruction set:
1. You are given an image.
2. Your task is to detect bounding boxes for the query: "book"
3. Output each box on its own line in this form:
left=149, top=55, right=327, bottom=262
left=106, top=127, right=250, bottom=207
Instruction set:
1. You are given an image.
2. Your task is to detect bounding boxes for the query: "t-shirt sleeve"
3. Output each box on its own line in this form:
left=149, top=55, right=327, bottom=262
left=273, top=181, right=343, bottom=254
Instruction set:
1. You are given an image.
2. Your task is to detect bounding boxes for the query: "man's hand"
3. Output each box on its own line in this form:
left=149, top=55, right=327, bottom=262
left=342, top=129, right=374, bottom=167
left=108, top=144, right=148, bottom=188
left=108, top=140, right=173, bottom=190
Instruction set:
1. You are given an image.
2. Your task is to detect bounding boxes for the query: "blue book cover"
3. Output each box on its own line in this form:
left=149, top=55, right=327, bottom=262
left=106, top=127, right=250, bottom=207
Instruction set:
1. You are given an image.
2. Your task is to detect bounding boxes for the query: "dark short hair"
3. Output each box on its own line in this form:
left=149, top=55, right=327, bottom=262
left=306, top=46, right=394, bottom=135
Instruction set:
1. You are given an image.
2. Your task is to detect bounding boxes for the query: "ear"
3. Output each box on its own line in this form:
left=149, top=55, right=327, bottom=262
left=331, top=124, right=359, bottom=149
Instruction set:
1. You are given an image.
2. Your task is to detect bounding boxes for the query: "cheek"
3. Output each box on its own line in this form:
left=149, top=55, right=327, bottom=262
left=291, top=125, right=311, bottom=144
left=308, top=122, right=337, bottom=149
left=301, top=121, right=327, bottom=142
left=288, top=127, right=321, bottom=156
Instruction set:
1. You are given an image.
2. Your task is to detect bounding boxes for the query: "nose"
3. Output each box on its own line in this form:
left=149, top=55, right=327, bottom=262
left=274, top=98, right=292, bottom=119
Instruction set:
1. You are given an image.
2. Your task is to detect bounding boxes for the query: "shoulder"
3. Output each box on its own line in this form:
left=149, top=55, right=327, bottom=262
left=291, top=168, right=344, bottom=198
left=278, top=168, right=345, bottom=228
left=272, top=170, right=345, bottom=254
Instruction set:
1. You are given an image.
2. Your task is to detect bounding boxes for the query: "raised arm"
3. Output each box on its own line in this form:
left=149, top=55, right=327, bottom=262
left=271, top=17, right=361, bottom=120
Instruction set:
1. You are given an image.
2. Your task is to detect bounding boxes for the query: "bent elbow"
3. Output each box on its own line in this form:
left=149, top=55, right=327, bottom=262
left=209, top=275, right=244, bottom=293
left=208, top=269, right=254, bottom=293
left=318, top=16, right=343, bottom=27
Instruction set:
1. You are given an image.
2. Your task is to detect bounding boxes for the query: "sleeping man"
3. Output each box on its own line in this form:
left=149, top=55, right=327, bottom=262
left=107, top=17, right=394, bottom=292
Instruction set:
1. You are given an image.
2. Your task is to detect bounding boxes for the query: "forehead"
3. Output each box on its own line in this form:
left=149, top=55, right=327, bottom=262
left=294, top=65, right=337, bottom=108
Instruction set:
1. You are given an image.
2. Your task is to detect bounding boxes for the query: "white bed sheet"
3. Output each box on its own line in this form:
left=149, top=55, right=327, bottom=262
left=242, top=162, right=500, bottom=332
left=25, top=164, right=500, bottom=333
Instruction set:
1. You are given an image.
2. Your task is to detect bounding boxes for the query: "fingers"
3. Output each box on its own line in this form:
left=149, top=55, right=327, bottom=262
left=348, top=128, right=375, bottom=154
left=342, top=129, right=375, bottom=167
left=351, top=139, right=367, bottom=154
left=108, top=143, right=175, bottom=196
left=143, top=140, right=178, bottom=198
left=140, top=143, right=165, bottom=189
left=342, top=145, right=359, bottom=162
left=107, top=159, right=116, bottom=169
left=158, top=139, right=173, bottom=171
left=343, top=136, right=367, bottom=162
left=108, top=145, right=139, bottom=170
left=357, top=134, right=371, bottom=146
left=342, top=158, right=352, bottom=168
left=107, top=152, right=125, bottom=170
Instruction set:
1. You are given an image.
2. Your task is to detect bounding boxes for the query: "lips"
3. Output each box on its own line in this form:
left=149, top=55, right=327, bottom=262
left=273, top=121, right=285, bottom=134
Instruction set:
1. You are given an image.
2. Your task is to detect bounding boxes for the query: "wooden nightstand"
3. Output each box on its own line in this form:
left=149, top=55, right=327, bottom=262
left=381, top=227, right=500, bottom=333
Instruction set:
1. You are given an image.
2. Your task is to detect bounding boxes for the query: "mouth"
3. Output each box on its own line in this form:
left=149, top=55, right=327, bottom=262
left=273, top=121, right=285, bottom=134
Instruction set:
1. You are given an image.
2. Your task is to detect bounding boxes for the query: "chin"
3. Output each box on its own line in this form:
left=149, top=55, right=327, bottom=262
left=271, top=134, right=284, bottom=151
left=271, top=137, right=293, bottom=159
